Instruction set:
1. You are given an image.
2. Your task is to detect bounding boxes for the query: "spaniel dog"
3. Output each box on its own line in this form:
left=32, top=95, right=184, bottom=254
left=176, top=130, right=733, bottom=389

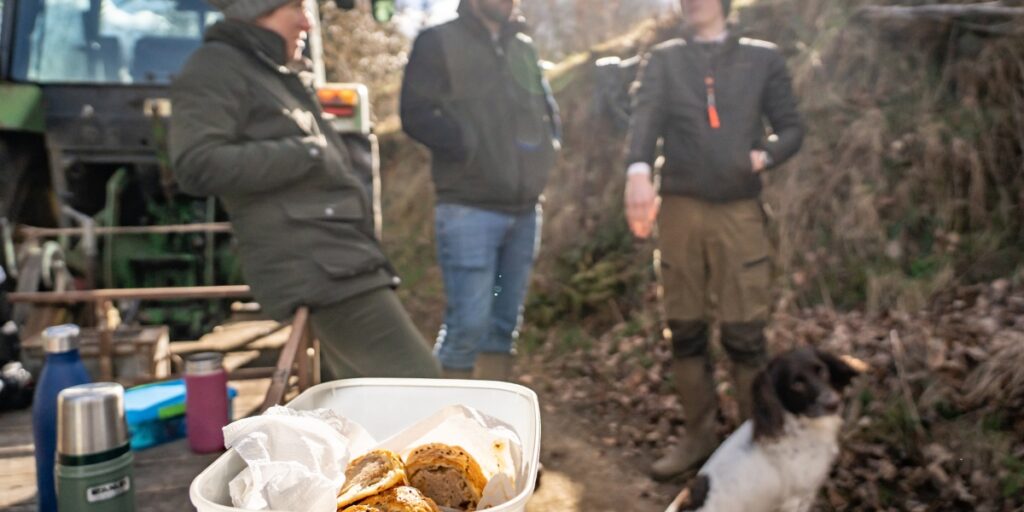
left=666, top=346, right=865, bottom=512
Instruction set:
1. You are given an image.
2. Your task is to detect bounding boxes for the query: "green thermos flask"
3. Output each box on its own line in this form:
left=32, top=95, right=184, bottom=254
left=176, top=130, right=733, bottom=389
left=56, top=382, right=135, bottom=511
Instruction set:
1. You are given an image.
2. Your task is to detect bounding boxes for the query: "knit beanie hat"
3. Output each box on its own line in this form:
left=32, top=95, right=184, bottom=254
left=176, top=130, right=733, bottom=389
left=207, top=0, right=293, bottom=21
left=677, top=0, right=733, bottom=18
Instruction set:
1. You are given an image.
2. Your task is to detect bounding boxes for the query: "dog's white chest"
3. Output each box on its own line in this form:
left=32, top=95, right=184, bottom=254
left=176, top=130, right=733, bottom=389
left=767, top=417, right=841, bottom=494
left=697, top=417, right=842, bottom=512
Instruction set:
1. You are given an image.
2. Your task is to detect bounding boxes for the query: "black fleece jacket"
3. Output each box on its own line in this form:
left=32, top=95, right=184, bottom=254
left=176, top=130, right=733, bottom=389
left=626, top=34, right=804, bottom=201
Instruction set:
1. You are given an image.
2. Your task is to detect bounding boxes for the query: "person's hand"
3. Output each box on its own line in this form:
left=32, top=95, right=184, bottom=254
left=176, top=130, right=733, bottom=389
left=751, top=150, right=768, bottom=173
left=625, top=173, right=659, bottom=239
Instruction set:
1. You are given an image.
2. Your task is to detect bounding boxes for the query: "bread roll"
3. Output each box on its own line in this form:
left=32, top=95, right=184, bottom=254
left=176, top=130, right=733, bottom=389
left=353, top=486, right=441, bottom=512
left=337, top=449, right=409, bottom=509
left=404, top=443, right=487, bottom=511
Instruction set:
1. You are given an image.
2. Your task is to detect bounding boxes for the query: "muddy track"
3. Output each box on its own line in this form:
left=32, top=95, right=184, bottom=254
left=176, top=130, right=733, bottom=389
left=525, top=384, right=680, bottom=512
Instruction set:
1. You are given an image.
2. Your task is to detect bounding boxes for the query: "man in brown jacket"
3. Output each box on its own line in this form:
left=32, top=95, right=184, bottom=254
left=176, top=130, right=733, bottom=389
left=170, top=0, right=440, bottom=380
left=624, top=0, right=804, bottom=480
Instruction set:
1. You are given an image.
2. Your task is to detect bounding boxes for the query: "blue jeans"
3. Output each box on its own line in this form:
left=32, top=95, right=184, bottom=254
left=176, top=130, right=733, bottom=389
left=433, top=203, right=541, bottom=370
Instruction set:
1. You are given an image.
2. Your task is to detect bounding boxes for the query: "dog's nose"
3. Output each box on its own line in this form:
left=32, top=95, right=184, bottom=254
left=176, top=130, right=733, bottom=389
left=821, top=390, right=841, bottom=413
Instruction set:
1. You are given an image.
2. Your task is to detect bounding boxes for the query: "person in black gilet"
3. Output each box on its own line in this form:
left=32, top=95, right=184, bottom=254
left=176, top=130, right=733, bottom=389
left=401, top=0, right=560, bottom=380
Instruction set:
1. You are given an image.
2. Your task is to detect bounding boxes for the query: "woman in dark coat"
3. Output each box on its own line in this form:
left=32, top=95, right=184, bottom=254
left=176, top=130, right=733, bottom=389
left=170, top=0, right=440, bottom=379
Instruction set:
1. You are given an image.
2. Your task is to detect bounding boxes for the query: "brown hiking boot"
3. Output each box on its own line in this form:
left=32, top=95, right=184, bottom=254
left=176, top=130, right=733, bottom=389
left=473, top=352, right=514, bottom=381
left=650, top=357, right=720, bottom=481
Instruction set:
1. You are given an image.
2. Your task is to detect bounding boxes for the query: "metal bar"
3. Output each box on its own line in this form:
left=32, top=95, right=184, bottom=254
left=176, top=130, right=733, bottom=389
left=301, top=324, right=317, bottom=392
left=101, top=170, right=126, bottom=289
left=7, top=285, right=251, bottom=303
left=228, top=367, right=276, bottom=381
left=312, top=336, right=321, bottom=387
left=95, top=301, right=114, bottom=381
left=169, top=322, right=287, bottom=356
left=297, top=326, right=311, bottom=392
left=204, top=198, right=217, bottom=286
left=16, top=222, right=233, bottom=239
left=1, top=217, right=18, bottom=279
left=857, top=2, right=1024, bottom=21
left=258, top=307, right=309, bottom=413
left=58, top=206, right=99, bottom=288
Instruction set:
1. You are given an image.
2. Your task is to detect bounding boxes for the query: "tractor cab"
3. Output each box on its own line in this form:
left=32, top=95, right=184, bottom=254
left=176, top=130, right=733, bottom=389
left=9, top=0, right=222, bottom=85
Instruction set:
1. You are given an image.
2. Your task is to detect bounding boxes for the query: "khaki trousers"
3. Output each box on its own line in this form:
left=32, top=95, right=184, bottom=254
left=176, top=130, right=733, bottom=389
left=656, top=195, right=772, bottom=363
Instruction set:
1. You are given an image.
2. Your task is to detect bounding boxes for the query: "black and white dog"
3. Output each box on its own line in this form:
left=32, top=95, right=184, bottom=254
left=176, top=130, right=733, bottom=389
left=666, top=346, right=865, bottom=512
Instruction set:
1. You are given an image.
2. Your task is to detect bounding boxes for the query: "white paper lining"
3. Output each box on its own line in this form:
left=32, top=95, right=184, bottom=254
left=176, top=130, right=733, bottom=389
left=224, top=404, right=523, bottom=511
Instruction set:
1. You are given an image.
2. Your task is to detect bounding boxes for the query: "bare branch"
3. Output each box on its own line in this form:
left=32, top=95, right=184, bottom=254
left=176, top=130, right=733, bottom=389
left=856, top=2, right=1024, bottom=23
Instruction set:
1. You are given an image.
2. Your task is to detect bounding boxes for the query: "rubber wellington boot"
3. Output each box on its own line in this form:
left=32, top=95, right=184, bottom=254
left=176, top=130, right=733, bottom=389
left=731, top=361, right=763, bottom=421
left=650, top=357, right=720, bottom=481
left=472, top=353, right=514, bottom=381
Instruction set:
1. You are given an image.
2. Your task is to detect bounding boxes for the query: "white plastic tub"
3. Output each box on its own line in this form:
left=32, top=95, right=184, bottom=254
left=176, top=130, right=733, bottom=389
left=190, top=378, right=541, bottom=512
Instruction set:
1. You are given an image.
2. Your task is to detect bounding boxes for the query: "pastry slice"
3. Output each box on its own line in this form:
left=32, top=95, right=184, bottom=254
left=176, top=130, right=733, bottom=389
left=337, top=449, right=409, bottom=509
left=354, top=486, right=441, bottom=512
left=405, top=444, right=487, bottom=511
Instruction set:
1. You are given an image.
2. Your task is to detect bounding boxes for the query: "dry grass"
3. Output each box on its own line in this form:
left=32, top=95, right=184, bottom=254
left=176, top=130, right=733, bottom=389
left=963, top=330, right=1024, bottom=409
left=745, top=0, right=1024, bottom=310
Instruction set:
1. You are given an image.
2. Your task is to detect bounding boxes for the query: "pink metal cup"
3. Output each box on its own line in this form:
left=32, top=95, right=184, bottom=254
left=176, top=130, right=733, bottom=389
left=184, top=352, right=229, bottom=454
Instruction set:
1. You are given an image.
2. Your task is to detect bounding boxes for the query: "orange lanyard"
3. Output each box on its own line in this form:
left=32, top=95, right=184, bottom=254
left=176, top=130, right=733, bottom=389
left=705, top=76, right=721, bottom=129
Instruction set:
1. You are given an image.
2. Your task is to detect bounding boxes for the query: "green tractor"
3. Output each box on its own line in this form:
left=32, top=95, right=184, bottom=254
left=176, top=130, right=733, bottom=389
left=0, top=0, right=391, bottom=338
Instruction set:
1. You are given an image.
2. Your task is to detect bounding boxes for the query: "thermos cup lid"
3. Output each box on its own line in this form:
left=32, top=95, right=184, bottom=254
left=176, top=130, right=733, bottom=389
left=186, top=352, right=225, bottom=376
left=42, top=324, right=81, bottom=353
left=57, top=382, right=129, bottom=458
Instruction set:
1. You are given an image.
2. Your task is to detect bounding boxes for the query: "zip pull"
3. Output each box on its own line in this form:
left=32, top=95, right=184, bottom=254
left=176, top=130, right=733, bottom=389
left=705, top=76, right=721, bottom=129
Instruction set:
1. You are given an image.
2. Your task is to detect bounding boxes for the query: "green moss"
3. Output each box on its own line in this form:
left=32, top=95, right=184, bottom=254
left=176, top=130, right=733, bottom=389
left=1001, top=455, right=1024, bottom=499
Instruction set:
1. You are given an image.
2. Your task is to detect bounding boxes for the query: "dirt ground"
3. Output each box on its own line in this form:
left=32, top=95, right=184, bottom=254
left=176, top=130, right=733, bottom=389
left=13, top=276, right=1023, bottom=512
left=513, top=278, right=1024, bottom=511
left=526, top=389, right=678, bottom=512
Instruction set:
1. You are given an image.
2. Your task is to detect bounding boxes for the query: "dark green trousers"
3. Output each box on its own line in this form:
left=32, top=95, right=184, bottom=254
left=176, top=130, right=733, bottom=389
left=310, top=287, right=441, bottom=380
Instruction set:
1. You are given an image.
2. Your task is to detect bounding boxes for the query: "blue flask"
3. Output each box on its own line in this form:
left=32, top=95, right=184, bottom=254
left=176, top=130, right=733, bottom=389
left=31, top=324, right=92, bottom=512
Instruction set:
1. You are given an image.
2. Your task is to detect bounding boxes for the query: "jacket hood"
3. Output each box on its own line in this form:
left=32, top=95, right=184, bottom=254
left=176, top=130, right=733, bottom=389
left=205, top=19, right=289, bottom=66
left=457, top=0, right=530, bottom=39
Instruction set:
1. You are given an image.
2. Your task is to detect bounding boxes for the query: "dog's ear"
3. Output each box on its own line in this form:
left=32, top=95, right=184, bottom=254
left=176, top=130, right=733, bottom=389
left=665, top=474, right=710, bottom=512
left=752, top=365, right=785, bottom=440
left=815, top=349, right=865, bottom=391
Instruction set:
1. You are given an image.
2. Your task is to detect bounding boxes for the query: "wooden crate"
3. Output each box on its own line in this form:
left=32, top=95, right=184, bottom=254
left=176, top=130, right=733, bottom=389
left=22, top=326, right=171, bottom=385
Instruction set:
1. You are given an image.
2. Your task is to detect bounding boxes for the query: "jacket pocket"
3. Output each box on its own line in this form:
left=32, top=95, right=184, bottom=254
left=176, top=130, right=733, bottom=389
left=434, top=204, right=494, bottom=270
left=309, top=233, right=388, bottom=279
left=282, top=199, right=364, bottom=222
left=453, top=111, right=480, bottom=164
left=282, top=199, right=386, bottom=279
